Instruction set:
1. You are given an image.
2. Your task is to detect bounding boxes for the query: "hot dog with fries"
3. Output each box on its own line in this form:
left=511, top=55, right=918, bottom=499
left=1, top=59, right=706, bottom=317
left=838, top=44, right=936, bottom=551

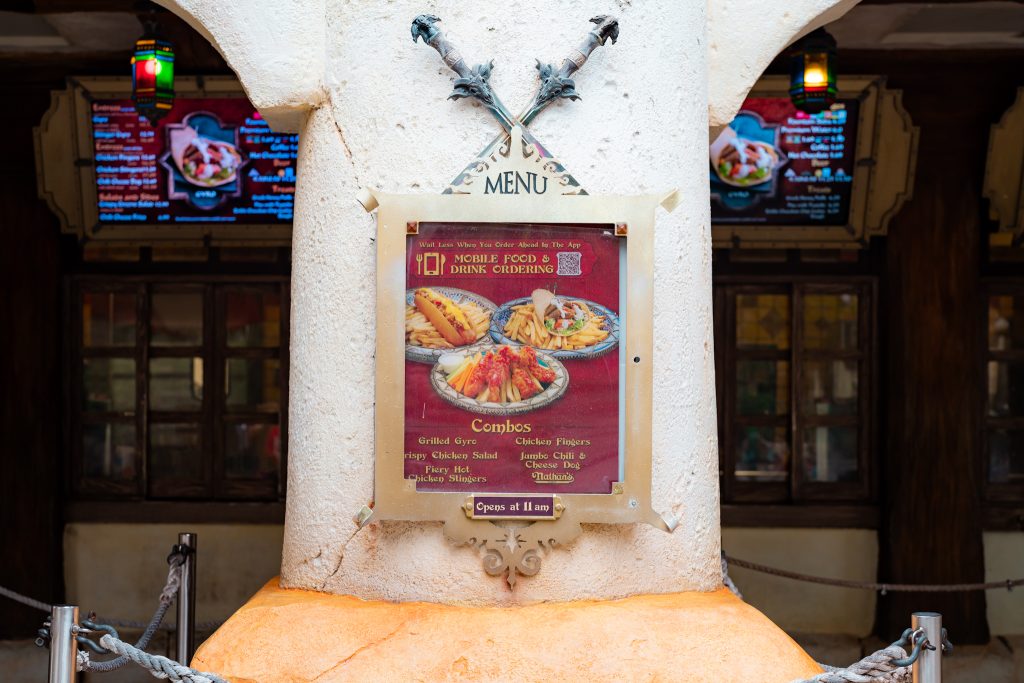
left=406, top=288, right=491, bottom=349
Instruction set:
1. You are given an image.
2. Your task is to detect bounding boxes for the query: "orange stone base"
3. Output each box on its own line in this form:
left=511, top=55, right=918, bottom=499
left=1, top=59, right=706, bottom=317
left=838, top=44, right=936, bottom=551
left=193, top=579, right=822, bottom=682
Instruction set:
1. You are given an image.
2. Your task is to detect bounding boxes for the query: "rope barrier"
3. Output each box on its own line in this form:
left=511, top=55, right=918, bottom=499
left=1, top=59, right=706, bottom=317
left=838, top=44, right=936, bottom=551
left=0, top=584, right=52, bottom=612
left=724, top=554, right=1024, bottom=593
left=81, top=561, right=182, bottom=673
left=95, top=633, right=227, bottom=683
left=792, top=646, right=911, bottom=683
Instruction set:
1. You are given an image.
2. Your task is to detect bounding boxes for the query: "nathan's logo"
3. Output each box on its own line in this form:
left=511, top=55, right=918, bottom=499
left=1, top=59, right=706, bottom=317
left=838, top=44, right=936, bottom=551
left=484, top=171, right=548, bottom=195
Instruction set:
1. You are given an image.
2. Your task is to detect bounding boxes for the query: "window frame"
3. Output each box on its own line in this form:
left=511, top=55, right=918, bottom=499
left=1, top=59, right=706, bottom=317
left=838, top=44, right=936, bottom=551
left=67, top=274, right=290, bottom=505
left=981, top=279, right=1024, bottom=505
left=715, top=275, right=877, bottom=508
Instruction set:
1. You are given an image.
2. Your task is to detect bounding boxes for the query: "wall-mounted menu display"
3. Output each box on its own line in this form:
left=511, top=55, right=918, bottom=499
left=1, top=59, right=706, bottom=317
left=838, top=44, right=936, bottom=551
left=35, top=77, right=302, bottom=245
left=91, top=98, right=297, bottom=225
left=711, top=98, right=859, bottom=226
left=708, top=76, right=919, bottom=249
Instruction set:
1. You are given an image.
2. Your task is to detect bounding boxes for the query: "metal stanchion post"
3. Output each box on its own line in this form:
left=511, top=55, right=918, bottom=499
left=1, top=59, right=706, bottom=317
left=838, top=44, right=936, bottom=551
left=176, top=532, right=197, bottom=665
left=48, top=605, right=78, bottom=683
left=912, top=611, right=942, bottom=683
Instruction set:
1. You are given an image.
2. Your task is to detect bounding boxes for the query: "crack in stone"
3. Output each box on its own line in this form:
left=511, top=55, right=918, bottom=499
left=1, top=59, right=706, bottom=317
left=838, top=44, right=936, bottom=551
left=316, top=521, right=363, bottom=589
left=310, top=619, right=411, bottom=681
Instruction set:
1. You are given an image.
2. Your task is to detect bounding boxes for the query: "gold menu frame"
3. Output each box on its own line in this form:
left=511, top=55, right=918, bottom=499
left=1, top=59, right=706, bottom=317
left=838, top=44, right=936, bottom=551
left=368, top=189, right=676, bottom=533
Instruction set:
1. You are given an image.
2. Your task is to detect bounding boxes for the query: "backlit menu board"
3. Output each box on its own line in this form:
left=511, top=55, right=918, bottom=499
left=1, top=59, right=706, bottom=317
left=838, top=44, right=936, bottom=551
left=91, top=98, right=297, bottom=225
left=403, top=223, right=622, bottom=498
left=711, top=98, right=859, bottom=226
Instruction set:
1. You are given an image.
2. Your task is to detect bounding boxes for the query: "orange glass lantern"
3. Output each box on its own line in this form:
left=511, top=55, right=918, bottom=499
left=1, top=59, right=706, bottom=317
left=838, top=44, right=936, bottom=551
left=789, top=28, right=837, bottom=114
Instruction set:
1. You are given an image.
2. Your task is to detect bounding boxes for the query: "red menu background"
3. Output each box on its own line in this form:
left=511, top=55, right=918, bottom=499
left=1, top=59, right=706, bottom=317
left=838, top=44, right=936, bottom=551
left=404, top=223, right=621, bottom=494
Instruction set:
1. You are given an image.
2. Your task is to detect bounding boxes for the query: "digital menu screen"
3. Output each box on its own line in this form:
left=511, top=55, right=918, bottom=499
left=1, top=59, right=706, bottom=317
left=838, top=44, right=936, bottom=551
left=710, top=98, right=858, bottom=226
left=90, top=98, right=297, bottom=225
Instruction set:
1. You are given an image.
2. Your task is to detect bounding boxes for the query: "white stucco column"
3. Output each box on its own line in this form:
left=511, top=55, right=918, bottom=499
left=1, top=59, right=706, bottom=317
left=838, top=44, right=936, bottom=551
left=157, top=0, right=859, bottom=605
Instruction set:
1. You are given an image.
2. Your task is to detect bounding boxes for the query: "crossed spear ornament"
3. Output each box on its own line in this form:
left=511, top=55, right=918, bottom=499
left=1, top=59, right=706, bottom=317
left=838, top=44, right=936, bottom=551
left=411, top=14, right=619, bottom=195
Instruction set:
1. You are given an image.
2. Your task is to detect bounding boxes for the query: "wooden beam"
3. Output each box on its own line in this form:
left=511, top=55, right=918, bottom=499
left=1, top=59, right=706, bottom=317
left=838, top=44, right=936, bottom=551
left=872, top=58, right=1024, bottom=646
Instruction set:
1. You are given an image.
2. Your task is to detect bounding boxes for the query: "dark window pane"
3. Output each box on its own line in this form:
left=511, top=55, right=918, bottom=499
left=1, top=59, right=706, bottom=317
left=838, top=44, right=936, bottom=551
left=83, top=358, right=135, bottom=412
left=736, top=360, right=789, bottom=416
left=989, top=429, right=1024, bottom=484
left=988, top=361, right=1024, bottom=418
left=150, top=357, right=203, bottom=411
left=83, top=423, right=136, bottom=481
left=150, top=423, right=202, bottom=480
left=989, top=295, right=1024, bottom=350
left=736, top=294, right=790, bottom=350
left=151, top=291, right=203, bottom=346
left=803, top=292, right=858, bottom=350
left=801, top=360, right=858, bottom=416
left=801, top=426, right=858, bottom=482
left=83, top=291, right=136, bottom=347
left=226, top=358, right=280, bottom=412
left=735, top=426, right=790, bottom=482
left=226, top=289, right=281, bottom=347
left=225, top=422, right=282, bottom=479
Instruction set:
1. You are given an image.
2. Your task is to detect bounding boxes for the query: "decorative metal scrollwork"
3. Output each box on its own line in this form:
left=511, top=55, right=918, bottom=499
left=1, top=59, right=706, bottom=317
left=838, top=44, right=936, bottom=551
left=444, top=512, right=582, bottom=588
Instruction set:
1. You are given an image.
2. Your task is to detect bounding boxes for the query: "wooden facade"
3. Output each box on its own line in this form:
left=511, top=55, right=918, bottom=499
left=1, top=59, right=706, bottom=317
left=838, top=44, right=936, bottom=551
left=0, top=4, right=1022, bottom=644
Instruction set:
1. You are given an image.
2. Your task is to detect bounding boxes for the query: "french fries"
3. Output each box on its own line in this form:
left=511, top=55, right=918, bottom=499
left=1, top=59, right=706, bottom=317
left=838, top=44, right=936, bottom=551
left=503, top=302, right=610, bottom=351
left=406, top=300, right=490, bottom=349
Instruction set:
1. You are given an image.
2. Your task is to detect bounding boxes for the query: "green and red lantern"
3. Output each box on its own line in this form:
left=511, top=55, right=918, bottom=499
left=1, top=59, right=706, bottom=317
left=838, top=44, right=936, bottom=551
left=789, top=28, right=837, bottom=114
left=131, top=30, right=175, bottom=124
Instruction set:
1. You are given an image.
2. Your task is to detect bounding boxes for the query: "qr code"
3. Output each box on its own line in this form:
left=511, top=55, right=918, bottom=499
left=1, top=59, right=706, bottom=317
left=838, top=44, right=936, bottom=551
left=556, top=251, right=582, bottom=276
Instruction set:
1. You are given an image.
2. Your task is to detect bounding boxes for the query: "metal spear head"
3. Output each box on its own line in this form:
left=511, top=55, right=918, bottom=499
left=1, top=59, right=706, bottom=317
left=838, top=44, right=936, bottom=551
left=535, top=60, right=580, bottom=103
left=411, top=14, right=442, bottom=43
left=590, top=15, right=619, bottom=45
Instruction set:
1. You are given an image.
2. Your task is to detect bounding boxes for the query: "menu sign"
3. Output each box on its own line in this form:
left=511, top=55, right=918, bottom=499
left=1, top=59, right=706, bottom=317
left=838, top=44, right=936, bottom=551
left=90, top=98, right=297, bottom=225
left=710, top=98, right=859, bottom=226
left=403, top=223, right=622, bottom=497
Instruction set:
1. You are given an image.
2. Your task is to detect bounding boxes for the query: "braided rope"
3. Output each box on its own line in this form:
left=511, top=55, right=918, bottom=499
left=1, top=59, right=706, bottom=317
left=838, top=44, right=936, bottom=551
left=85, top=559, right=183, bottom=672
left=98, top=633, right=227, bottom=683
left=725, top=554, right=1024, bottom=593
left=721, top=551, right=743, bottom=599
left=791, top=646, right=911, bottom=683
left=0, top=584, right=52, bottom=612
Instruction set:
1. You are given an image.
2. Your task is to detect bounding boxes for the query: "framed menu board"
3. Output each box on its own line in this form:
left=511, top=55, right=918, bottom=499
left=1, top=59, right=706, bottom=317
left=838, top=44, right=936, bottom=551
left=35, top=76, right=296, bottom=245
left=365, top=136, right=676, bottom=583
left=711, top=76, right=919, bottom=248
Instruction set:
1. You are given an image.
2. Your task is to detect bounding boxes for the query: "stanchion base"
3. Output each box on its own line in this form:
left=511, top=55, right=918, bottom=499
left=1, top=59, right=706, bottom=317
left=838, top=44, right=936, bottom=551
left=193, top=579, right=822, bottom=682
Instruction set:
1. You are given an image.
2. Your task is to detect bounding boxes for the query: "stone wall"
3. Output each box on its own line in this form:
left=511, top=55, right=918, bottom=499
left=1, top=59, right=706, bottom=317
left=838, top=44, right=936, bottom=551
left=154, top=0, right=859, bottom=603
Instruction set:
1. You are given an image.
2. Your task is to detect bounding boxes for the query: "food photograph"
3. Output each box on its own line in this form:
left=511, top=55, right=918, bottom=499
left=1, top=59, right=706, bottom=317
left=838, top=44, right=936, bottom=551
left=490, top=287, right=620, bottom=359
left=405, top=286, right=496, bottom=363
left=429, top=345, right=569, bottom=416
left=169, top=125, right=244, bottom=187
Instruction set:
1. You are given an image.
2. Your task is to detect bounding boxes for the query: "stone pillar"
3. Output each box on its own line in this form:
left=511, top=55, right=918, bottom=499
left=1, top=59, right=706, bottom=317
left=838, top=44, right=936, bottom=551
left=158, top=0, right=860, bottom=604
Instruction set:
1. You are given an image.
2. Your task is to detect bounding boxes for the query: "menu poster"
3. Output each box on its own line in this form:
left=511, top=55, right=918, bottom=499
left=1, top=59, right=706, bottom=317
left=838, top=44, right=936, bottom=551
left=403, top=223, right=622, bottom=499
left=91, top=98, right=298, bottom=225
left=710, top=98, right=859, bottom=226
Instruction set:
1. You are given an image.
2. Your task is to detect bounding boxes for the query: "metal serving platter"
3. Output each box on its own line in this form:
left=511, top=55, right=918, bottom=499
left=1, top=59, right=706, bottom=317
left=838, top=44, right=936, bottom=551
left=429, top=348, right=569, bottom=416
left=488, top=296, right=620, bottom=360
